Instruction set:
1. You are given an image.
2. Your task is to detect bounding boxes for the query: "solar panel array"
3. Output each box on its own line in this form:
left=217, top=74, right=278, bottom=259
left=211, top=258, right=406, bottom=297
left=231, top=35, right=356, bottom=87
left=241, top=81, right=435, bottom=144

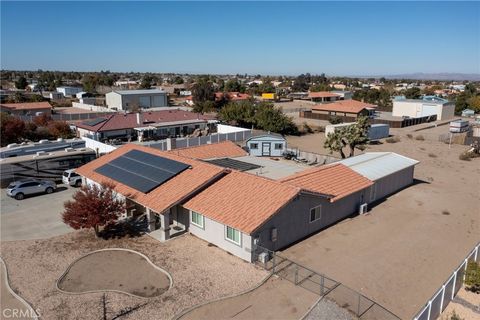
left=95, top=150, right=190, bottom=193
left=206, top=158, right=261, bottom=172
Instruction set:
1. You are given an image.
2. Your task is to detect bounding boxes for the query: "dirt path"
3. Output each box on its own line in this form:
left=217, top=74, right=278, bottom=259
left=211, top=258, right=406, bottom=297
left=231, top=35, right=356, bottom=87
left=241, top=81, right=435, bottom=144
left=179, top=276, right=319, bottom=320
left=282, top=127, right=480, bottom=319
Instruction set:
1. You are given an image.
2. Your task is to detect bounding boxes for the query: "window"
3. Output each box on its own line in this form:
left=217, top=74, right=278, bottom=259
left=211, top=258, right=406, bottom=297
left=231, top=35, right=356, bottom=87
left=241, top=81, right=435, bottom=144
left=225, top=226, right=241, bottom=245
left=250, top=143, right=258, bottom=150
left=310, top=205, right=322, bottom=222
left=274, top=143, right=283, bottom=150
left=191, top=211, right=204, bottom=228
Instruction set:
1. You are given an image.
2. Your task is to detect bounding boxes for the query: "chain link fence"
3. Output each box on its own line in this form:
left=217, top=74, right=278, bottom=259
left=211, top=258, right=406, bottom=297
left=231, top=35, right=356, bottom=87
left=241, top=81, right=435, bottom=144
left=252, top=245, right=401, bottom=320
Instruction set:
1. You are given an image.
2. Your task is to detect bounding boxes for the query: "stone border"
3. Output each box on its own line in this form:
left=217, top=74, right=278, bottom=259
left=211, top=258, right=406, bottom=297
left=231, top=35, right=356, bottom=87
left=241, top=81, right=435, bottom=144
left=0, top=256, right=39, bottom=319
left=171, top=272, right=273, bottom=320
left=56, top=248, right=173, bottom=299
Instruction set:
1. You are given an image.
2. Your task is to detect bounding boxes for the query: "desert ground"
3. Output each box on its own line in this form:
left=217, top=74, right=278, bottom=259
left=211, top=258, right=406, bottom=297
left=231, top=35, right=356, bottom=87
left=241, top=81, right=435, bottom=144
left=440, top=286, right=480, bottom=320
left=282, top=122, right=480, bottom=319
left=0, top=232, right=267, bottom=320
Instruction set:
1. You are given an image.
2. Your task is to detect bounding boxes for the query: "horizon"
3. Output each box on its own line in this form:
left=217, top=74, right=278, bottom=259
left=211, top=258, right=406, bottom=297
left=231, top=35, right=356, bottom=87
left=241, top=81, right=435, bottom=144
left=1, top=1, right=479, bottom=75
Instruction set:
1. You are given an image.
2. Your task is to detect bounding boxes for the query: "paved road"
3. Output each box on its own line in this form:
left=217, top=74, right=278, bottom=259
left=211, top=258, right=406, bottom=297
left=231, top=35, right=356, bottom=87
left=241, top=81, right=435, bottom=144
left=1, top=185, right=75, bottom=241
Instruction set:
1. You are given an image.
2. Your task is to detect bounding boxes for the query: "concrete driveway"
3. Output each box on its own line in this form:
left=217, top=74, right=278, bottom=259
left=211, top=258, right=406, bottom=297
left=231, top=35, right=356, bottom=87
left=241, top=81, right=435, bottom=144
left=1, top=185, right=75, bottom=241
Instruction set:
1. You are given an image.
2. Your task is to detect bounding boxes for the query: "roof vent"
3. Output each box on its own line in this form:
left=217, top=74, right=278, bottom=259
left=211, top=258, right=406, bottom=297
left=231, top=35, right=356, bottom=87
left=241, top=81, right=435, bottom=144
left=57, top=138, right=64, bottom=142
left=39, top=139, right=49, bottom=144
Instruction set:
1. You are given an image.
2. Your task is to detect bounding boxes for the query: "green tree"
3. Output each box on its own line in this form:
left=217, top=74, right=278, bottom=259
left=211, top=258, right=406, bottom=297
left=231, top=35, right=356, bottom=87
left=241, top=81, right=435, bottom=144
left=224, top=79, right=245, bottom=93
left=324, top=117, right=370, bottom=158
left=139, top=75, right=154, bottom=89
left=173, top=76, right=184, bottom=84
left=192, top=78, right=215, bottom=105
left=15, top=76, right=28, bottom=90
left=467, top=95, right=480, bottom=113
left=404, top=87, right=422, bottom=99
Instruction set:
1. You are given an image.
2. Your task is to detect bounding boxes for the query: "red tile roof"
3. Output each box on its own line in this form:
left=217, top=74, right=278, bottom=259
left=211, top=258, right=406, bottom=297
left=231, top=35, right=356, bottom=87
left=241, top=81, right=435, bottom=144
left=308, top=92, right=340, bottom=98
left=76, top=144, right=226, bottom=214
left=0, top=102, right=53, bottom=111
left=184, top=170, right=301, bottom=234
left=75, top=110, right=214, bottom=132
left=280, top=163, right=373, bottom=202
left=168, top=141, right=247, bottom=160
left=311, top=100, right=376, bottom=114
left=215, top=92, right=251, bottom=101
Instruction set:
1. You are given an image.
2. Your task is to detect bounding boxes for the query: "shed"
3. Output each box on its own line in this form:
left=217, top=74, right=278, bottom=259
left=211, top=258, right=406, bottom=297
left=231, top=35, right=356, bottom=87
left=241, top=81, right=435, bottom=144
left=340, top=152, right=419, bottom=202
left=246, top=134, right=286, bottom=157
left=462, top=109, right=475, bottom=117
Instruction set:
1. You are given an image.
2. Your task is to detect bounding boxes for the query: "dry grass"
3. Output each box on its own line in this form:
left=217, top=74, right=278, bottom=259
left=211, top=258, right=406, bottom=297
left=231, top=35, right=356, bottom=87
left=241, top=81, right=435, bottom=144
left=415, top=135, right=425, bottom=141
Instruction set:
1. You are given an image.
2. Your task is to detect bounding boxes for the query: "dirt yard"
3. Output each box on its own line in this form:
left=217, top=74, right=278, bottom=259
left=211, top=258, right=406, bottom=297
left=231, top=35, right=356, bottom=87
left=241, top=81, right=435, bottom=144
left=0, top=231, right=267, bottom=320
left=441, top=286, right=480, bottom=320
left=57, top=250, right=171, bottom=298
left=1, top=259, right=36, bottom=319
left=180, top=276, right=318, bottom=320
left=282, top=124, right=480, bottom=319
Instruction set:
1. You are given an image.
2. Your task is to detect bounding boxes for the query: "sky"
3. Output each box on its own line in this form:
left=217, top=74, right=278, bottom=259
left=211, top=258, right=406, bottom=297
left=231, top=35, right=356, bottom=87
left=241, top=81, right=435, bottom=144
left=1, top=1, right=479, bottom=76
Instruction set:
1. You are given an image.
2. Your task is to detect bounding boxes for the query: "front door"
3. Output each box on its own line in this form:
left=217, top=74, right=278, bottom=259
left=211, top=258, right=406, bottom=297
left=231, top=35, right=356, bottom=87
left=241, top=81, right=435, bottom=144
left=262, top=142, right=271, bottom=156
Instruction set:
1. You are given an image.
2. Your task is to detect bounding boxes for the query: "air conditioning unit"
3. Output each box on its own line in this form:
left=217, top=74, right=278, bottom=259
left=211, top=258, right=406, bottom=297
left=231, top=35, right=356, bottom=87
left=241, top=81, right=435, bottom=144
left=258, top=252, right=271, bottom=264
left=359, top=203, right=368, bottom=215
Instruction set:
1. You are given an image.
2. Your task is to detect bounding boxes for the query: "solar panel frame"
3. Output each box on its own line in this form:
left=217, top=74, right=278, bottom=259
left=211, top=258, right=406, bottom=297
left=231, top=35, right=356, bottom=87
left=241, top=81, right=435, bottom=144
left=123, top=149, right=190, bottom=174
left=96, top=164, right=158, bottom=193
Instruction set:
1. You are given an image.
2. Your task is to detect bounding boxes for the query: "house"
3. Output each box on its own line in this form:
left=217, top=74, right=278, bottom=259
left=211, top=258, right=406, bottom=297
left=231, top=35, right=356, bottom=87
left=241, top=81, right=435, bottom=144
left=57, top=87, right=83, bottom=97
left=246, top=134, right=287, bottom=157
left=49, top=92, right=64, bottom=100
left=168, top=140, right=247, bottom=160
left=331, top=90, right=353, bottom=100
left=307, top=91, right=340, bottom=103
left=339, top=152, right=419, bottom=202
left=215, top=92, right=251, bottom=102
left=311, top=100, right=376, bottom=119
left=74, top=109, right=216, bottom=142
left=462, top=109, right=475, bottom=117
left=0, top=102, right=52, bottom=116
left=106, top=89, right=168, bottom=110
left=392, top=96, right=455, bottom=120
left=76, top=142, right=419, bottom=262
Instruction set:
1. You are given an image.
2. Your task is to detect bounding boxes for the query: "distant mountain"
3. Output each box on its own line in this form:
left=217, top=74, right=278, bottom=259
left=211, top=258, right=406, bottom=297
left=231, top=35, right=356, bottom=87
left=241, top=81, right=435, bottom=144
left=370, top=73, right=480, bottom=81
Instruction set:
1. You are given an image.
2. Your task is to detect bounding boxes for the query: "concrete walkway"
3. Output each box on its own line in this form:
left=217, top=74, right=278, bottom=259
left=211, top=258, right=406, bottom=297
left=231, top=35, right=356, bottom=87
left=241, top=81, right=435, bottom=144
left=179, top=276, right=318, bottom=320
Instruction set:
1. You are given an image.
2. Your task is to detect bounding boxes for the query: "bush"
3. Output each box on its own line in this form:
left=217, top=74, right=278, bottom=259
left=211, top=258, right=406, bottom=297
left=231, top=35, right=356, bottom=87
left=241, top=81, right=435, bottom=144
left=406, top=134, right=413, bottom=139
left=449, top=310, right=464, bottom=320
left=386, top=136, right=400, bottom=143
left=465, top=261, right=480, bottom=293
left=415, top=135, right=425, bottom=141
left=302, top=122, right=313, bottom=134
left=428, top=153, right=437, bottom=158
left=328, top=115, right=343, bottom=124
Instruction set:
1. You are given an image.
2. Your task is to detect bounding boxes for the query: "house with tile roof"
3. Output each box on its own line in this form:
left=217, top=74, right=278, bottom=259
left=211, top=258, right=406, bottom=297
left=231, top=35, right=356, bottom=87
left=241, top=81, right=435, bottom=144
left=311, top=99, right=376, bottom=119
left=0, top=102, right=52, bottom=116
left=308, top=91, right=340, bottom=103
left=76, top=142, right=418, bottom=262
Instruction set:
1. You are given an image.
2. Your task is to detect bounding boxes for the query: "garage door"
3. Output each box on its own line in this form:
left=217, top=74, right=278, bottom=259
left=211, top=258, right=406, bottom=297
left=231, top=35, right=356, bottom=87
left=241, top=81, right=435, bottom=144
left=421, top=104, right=438, bottom=117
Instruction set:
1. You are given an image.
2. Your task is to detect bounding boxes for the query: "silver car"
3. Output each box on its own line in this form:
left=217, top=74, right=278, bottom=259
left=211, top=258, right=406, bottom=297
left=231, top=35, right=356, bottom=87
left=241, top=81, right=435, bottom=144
left=6, top=179, right=57, bottom=200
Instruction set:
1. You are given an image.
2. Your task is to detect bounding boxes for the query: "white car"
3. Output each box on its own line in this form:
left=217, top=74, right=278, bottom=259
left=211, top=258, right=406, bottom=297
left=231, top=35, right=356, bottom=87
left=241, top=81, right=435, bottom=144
left=62, top=169, right=82, bottom=187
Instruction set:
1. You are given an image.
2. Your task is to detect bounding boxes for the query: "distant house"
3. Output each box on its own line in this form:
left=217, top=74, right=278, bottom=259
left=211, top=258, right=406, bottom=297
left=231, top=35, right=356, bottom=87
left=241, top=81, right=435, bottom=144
left=56, top=86, right=83, bottom=97
left=106, top=89, right=168, bottom=110
left=49, top=92, right=64, bottom=100
left=311, top=100, right=376, bottom=119
left=392, top=96, right=455, bottom=120
left=246, top=134, right=287, bottom=157
left=74, top=109, right=216, bottom=142
left=215, top=92, right=251, bottom=102
left=331, top=90, right=353, bottom=100
left=0, top=102, right=52, bottom=116
left=308, top=91, right=340, bottom=103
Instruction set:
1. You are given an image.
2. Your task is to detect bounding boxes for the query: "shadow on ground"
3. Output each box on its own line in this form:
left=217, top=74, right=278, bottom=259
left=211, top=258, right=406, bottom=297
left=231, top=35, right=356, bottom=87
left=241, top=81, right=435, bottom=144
left=100, top=215, right=149, bottom=239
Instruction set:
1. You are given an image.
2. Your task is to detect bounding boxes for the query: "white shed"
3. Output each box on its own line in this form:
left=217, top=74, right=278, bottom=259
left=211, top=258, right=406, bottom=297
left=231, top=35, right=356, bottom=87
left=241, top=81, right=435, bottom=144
left=246, top=134, right=287, bottom=157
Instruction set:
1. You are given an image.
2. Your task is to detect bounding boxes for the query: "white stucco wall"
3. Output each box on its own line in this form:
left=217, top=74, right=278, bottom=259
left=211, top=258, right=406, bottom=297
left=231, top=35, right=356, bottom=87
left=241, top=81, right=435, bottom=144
left=188, top=211, right=253, bottom=262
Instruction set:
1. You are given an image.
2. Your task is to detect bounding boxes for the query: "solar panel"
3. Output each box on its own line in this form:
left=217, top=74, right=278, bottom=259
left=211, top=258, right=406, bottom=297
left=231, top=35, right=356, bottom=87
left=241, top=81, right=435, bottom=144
left=95, top=150, right=191, bottom=193
left=206, top=158, right=262, bottom=172
left=83, top=118, right=107, bottom=127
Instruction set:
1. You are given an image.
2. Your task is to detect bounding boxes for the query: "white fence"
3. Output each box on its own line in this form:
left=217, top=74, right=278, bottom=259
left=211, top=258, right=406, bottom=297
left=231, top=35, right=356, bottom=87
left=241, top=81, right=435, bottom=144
left=81, top=136, right=118, bottom=155
left=286, top=147, right=339, bottom=165
left=72, top=102, right=114, bottom=113
left=413, top=242, right=479, bottom=320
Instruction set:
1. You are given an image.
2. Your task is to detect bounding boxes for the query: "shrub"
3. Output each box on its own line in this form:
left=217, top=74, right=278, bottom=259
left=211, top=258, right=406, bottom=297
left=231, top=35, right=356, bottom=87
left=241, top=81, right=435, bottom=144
left=449, top=310, right=464, bottom=320
left=428, top=153, right=437, bottom=158
left=459, top=152, right=472, bottom=161
left=415, top=135, right=425, bottom=141
left=302, top=122, right=313, bottom=134
left=386, top=136, right=400, bottom=143
left=442, top=210, right=450, bottom=215
left=465, top=261, right=480, bottom=293
left=328, top=115, right=343, bottom=124
left=406, top=134, right=413, bottom=139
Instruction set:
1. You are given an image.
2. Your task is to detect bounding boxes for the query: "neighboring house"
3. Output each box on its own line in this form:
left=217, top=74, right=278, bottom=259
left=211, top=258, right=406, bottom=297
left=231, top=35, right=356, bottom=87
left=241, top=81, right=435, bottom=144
left=76, top=143, right=419, bottom=262
left=311, top=100, right=376, bottom=118
left=57, top=86, right=83, bottom=97
left=331, top=90, right=353, bottom=100
left=308, top=91, right=340, bottom=103
left=74, top=109, right=215, bottom=142
left=168, top=140, right=247, bottom=160
left=106, top=89, right=168, bottom=110
left=246, top=134, right=287, bottom=157
left=325, top=123, right=389, bottom=140
left=462, top=109, right=475, bottom=117
left=340, top=152, right=419, bottom=202
left=215, top=92, right=251, bottom=102
left=392, top=96, right=455, bottom=120
left=49, top=92, right=64, bottom=100
left=0, top=102, right=52, bottom=116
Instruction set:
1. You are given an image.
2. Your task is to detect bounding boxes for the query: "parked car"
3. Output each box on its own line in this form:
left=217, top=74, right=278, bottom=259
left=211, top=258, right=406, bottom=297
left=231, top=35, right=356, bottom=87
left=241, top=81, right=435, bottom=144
left=62, top=169, right=82, bottom=187
left=6, top=179, right=57, bottom=200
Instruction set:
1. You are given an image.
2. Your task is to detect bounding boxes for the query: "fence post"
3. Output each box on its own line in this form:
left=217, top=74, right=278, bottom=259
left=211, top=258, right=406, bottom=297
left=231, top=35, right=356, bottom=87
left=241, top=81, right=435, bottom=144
left=451, top=271, right=457, bottom=299
left=426, top=301, right=432, bottom=320
left=475, top=246, right=478, bottom=262
left=439, top=285, right=445, bottom=312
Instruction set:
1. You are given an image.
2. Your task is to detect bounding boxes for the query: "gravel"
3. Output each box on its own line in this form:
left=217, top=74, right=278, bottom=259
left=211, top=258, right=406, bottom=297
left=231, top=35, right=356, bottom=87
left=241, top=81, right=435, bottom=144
left=0, top=230, right=267, bottom=320
left=304, top=298, right=356, bottom=320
